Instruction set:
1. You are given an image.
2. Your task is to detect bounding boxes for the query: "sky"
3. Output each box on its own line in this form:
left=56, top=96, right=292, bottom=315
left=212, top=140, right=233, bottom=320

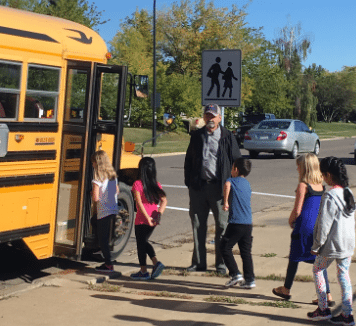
left=90, top=0, right=356, bottom=73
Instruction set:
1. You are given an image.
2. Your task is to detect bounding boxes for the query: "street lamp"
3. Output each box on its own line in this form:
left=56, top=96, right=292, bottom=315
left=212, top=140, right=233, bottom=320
left=152, top=0, right=157, bottom=147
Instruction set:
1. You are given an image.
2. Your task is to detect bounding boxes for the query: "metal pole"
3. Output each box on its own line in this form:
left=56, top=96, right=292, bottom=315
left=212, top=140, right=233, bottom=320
left=152, top=0, right=157, bottom=146
left=221, top=106, right=224, bottom=127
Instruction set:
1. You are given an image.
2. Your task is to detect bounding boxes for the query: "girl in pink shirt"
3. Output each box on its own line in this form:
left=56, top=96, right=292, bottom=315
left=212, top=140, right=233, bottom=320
left=131, top=157, right=167, bottom=280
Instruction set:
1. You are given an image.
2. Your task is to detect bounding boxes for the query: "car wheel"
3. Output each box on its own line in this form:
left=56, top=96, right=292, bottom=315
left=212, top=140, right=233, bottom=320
left=313, top=142, right=320, bottom=156
left=354, top=150, right=356, bottom=164
left=289, top=143, right=298, bottom=159
left=249, top=150, right=259, bottom=159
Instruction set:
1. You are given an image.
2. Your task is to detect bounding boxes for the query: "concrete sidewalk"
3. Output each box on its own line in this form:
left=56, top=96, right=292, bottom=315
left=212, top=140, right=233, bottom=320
left=1, top=194, right=355, bottom=325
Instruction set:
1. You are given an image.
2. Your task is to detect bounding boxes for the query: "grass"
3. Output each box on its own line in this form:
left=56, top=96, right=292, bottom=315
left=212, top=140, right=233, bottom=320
left=123, top=127, right=190, bottom=155
left=255, top=273, right=314, bottom=283
left=137, top=291, right=193, bottom=300
left=122, top=122, right=356, bottom=155
left=315, top=122, right=356, bottom=139
left=260, top=253, right=277, bottom=258
left=88, top=282, right=121, bottom=292
left=205, top=295, right=301, bottom=309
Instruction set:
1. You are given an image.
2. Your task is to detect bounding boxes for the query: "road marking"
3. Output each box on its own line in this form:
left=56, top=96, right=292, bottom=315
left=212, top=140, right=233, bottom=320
left=166, top=206, right=189, bottom=212
left=162, top=184, right=295, bottom=199
left=252, top=192, right=295, bottom=199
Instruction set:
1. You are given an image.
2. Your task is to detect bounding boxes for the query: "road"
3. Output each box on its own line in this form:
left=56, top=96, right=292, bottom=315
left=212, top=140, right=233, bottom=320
left=1, top=137, right=355, bottom=288
left=152, top=137, right=356, bottom=243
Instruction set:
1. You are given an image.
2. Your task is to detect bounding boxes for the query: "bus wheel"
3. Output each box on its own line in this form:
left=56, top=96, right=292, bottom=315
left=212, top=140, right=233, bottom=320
left=110, top=182, right=134, bottom=259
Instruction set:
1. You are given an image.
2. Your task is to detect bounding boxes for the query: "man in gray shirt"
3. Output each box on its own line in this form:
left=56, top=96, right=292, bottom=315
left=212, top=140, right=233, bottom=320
left=184, top=104, right=241, bottom=274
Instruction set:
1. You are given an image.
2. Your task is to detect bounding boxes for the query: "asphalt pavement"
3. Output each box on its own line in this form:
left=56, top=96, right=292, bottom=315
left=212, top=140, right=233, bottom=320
left=1, top=189, right=356, bottom=326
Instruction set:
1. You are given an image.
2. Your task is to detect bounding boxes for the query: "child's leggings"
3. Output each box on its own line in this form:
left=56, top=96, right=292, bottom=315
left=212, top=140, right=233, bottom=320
left=135, top=224, right=156, bottom=266
left=97, top=214, right=115, bottom=265
left=313, top=255, right=353, bottom=316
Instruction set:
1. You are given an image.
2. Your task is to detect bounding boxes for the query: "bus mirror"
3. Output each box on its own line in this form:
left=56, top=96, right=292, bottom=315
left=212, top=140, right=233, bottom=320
left=134, top=75, right=149, bottom=98
left=163, top=113, right=175, bottom=127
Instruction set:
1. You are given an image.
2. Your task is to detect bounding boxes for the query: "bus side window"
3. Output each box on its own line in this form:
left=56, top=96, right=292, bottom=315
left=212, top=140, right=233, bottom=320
left=0, top=61, right=21, bottom=120
left=24, top=64, right=60, bottom=120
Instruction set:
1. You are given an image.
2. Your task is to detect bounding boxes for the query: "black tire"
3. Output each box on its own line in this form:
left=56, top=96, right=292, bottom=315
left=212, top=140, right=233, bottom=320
left=289, top=143, right=298, bottom=159
left=313, top=141, right=320, bottom=156
left=249, top=150, right=259, bottom=159
left=110, top=182, right=134, bottom=259
left=354, top=150, right=356, bottom=164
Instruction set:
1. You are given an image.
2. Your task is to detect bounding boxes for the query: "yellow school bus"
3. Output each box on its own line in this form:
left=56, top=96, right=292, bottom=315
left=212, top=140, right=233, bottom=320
left=0, top=6, right=142, bottom=260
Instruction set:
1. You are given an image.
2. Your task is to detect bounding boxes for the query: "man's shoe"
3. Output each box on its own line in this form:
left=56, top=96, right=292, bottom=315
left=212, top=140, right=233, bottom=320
left=186, top=265, right=206, bottom=272
left=307, top=307, right=332, bottom=321
left=330, top=313, right=355, bottom=325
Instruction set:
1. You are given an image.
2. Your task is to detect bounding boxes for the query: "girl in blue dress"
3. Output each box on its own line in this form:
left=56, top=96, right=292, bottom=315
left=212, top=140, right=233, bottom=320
left=272, top=154, right=333, bottom=303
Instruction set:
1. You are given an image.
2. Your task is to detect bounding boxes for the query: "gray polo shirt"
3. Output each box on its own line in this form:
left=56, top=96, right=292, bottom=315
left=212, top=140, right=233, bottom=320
left=201, top=126, right=221, bottom=180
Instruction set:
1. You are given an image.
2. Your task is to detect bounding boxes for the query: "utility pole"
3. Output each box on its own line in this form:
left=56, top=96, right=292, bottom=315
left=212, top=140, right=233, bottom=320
left=152, top=0, right=157, bottom=146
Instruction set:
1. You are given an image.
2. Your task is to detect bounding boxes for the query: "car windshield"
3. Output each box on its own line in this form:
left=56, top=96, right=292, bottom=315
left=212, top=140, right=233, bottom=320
left=257, top=121, right=291, bottom=130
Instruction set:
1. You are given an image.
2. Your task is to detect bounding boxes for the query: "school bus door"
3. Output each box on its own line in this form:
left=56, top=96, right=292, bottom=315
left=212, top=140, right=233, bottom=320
left=80, top=64, right=128, bottom=259
left=55, top=61, right=128, bottom=259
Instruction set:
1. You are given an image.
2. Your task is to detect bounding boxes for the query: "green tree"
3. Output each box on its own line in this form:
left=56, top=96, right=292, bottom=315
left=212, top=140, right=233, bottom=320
left=274, top=21, right=312, bottom=119
left=0, top=0, right=106, bottom=29
left=110, top=0, right=265, bottom=125
left=158, top=0, right=262, bottom=78
left=243, top=41, right=292, bottom=118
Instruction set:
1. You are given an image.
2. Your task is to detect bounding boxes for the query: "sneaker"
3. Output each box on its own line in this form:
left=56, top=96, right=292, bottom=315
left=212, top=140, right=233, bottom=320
left=238, top=280, right=256, bottom=289
left=330, top=313, right=355, bottom=325
left=307, top=307, right=332, bottom=321
left=95, top=263, right=114, bottom=273
left=151, top=262, right=165, bottom=279
left=225, top=274, right=244, bottom=287
left=130, top=271, right=150, bottom=280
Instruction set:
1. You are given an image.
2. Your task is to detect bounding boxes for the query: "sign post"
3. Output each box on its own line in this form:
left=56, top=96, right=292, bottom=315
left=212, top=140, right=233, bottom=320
left=202, top=49, right=241, bottom=107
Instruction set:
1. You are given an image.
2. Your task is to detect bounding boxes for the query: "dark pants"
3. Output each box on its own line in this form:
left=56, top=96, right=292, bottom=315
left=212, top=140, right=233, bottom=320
left=135, top=224, right=156, bottom=266
left=284, top=260, right=330, bottom=292
left=220, top=223, right=254, bottom=282
left=189, top=182, right=228, bottom=270
left=97, top=214, right=114, bottom=265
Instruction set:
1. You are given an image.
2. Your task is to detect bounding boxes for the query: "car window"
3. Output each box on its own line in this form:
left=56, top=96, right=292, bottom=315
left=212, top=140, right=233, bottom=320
left=300, top=121, right=310, bottom=132
left=294, top=121, right=301, bottom=132
left=257, top=121, right=291, bottom=130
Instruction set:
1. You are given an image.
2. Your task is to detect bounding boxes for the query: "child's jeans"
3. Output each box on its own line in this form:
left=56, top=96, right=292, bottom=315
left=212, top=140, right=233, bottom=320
left=313, top=255, right=353, bottom=315
left=220, top=223, right=254, bottom=282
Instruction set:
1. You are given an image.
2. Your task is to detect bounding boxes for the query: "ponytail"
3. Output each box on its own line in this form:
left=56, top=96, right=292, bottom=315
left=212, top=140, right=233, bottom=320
left=344, top=187, right=356, bottom=213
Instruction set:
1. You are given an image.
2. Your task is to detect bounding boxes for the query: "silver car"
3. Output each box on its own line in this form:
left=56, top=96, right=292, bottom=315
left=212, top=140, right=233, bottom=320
left=244, top=119, right=320, bottom=159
